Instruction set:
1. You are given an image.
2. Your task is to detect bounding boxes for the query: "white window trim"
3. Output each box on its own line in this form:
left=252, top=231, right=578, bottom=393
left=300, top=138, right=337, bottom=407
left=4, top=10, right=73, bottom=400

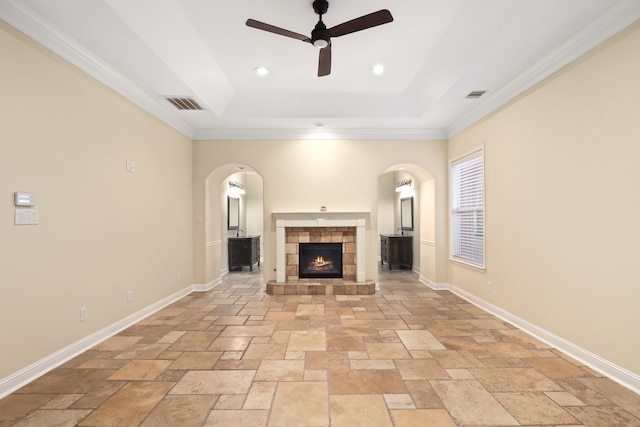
left=449, top=145, right=485, bottom=272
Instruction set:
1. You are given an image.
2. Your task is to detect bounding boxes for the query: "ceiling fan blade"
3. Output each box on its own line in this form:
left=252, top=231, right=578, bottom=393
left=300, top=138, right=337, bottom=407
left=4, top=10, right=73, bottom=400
left=318, top=46, right=331, bottom=77
left=327, top=9, right=393, bottom=38
left=246, top=19, right=311, bottom=42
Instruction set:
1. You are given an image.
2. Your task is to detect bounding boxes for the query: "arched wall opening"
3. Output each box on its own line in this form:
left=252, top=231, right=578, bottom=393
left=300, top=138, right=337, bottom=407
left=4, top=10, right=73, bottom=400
left=378, top=163, right=442, bottom=287
left=203, top=164, right=264, bottom=286
left=192, top=139, right=448, bottom=287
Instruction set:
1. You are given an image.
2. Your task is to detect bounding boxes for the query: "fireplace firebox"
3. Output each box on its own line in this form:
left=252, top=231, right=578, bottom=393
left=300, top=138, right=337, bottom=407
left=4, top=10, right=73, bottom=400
left=298, top=243, right=343, bottom=279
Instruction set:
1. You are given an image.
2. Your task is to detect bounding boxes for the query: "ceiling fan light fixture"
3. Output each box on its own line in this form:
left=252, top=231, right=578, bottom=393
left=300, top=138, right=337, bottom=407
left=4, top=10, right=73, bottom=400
left=246, top=1, right=393, bottom=76
left=313, top=38, right=329, bottom=48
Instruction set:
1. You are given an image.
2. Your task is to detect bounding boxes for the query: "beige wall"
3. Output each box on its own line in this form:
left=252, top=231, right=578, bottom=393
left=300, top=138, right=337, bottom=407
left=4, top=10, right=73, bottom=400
left=419, top=178, right=437, bottom=283
left=377, top=173, right=395, bottom=238
left=0, top=22, right=193, bottom=378
left=448, top=21, right=640, bottom=375
left=3, top=8, right=638, bottom=393
left=192, top=139, right=449, bottom=285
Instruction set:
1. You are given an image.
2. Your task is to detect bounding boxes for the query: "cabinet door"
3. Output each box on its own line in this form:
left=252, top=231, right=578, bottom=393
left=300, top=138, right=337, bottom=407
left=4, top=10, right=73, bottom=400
left=229, top=239, right=249, bottom=266
left=397, top=238, right=412, bottom=264
left=380, top=236, right=389, bottom=264
left=382, top=236, right=412, bottom=269
left=251, top=237, right=260, bottom=265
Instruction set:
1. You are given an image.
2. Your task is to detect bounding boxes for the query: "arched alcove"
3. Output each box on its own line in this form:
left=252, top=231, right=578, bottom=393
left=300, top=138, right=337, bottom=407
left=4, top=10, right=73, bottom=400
left=378, top=163, right=443, bottom=287
left=192, top=139, right=448, bottom=287
left=203, top=164, right=264, bottom=286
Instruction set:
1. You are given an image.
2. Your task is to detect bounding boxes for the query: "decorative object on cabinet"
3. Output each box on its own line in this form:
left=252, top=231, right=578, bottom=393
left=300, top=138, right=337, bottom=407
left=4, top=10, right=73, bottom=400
left=228, top=235, right=260, bottom=271
left=380, top=234, right=412, bottom=269
left=401, top=197, right=413, bottom=231
left=227, top=196, right=239, bottom=230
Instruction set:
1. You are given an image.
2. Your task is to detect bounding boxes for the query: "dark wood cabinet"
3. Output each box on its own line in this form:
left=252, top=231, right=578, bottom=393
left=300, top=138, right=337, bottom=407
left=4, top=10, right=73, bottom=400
left=380, top=234, right=413, bottom=269
left=228, top=235, right=260, bottom=271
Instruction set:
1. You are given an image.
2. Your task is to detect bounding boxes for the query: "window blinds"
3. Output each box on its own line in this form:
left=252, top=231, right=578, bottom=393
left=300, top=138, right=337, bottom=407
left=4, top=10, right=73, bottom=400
left=451, top=149, right=484, bottom=267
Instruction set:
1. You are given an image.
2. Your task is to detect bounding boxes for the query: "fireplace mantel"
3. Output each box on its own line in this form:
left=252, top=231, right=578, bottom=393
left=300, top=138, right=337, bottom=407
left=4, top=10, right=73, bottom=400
left=273, top=212, right=369, bottom=283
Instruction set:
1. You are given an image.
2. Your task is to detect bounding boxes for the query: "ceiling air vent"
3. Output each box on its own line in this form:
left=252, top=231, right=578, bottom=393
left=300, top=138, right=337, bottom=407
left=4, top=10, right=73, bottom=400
left=466, top=90, right=487, bottom=99
left=163, top=96, right=205, bottom=111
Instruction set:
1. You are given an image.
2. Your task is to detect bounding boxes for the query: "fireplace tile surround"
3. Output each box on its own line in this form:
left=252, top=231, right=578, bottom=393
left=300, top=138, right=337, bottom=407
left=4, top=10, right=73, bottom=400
left=287, top=227, right=355, bottom=281
left=269, top=212, right=373, bottom=295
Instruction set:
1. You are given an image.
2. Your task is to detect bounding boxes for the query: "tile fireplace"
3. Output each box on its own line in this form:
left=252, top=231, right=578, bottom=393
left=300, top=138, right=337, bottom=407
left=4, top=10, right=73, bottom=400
left=272, top=212, right=369, bottom=284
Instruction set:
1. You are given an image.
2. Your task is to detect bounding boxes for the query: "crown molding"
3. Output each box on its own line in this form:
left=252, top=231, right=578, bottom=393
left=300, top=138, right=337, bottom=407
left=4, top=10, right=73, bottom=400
left=447, top=0, right=640, bottom=138
left=192, top=127, right=447, bottom=141
left=0, top=0, right=195, bottom=139
left=1, top=1, right=443, bottom=142
left=3, top=0, right=638, bottom=142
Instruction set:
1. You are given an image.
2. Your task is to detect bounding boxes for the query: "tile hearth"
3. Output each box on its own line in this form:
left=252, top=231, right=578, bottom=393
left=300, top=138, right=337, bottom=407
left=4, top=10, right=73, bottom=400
left=1, top=267, right=639, bottom=426
left=266, top=280, right=375, bottom=295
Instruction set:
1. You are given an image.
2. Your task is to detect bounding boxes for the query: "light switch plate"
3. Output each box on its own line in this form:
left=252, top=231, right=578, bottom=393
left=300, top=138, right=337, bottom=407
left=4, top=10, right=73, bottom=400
left=15, top=209, right=39, bottom=225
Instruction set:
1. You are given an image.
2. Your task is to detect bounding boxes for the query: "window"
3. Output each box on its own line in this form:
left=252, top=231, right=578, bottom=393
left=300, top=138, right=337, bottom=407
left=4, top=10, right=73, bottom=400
left=450, top=147, right=485, bottom=269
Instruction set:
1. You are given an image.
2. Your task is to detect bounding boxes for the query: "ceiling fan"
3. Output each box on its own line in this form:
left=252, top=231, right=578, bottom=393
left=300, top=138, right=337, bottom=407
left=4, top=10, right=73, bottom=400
left=246, top=0, right=393, bottom=77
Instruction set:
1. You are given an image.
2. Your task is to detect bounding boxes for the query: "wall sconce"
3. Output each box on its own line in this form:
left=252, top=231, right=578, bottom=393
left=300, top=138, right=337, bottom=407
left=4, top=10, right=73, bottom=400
left=395, top=179, right=412, bottom=192
left=228, top=180, right=245, bottom=196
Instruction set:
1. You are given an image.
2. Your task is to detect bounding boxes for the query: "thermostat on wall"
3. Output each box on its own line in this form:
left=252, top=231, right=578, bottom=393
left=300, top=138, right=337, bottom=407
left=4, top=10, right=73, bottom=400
left=14, top=192, right=35, bottom=207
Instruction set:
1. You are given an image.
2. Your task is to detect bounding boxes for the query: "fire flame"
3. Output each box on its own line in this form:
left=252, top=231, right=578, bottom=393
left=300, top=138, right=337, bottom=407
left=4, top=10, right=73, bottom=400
left=310, top=256, right=333, bottom=267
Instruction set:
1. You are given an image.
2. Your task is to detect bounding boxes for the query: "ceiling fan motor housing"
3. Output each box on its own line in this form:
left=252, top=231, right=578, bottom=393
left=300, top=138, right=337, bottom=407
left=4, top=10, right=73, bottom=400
left=313, top=0, right=329, bottom=16
left=311, top=0, right=331, bottom=47
left=312, top=21, right=330, bottom=48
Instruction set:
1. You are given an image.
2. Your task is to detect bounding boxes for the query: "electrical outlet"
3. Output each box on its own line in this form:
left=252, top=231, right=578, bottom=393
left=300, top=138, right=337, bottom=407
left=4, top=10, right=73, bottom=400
left=127, top=291, right=133, bottom=302
left=177, top=272, right=182, bottom=281
left=80, top=307, right=87, bottom=321
left=487, top=281, right=493, bottom=292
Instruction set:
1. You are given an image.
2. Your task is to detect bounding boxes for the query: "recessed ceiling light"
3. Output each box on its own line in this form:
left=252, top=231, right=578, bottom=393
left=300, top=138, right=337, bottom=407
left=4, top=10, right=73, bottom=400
left=254, top=67, right=270, bottom=76
left=372, top=64, right=385, bottom=75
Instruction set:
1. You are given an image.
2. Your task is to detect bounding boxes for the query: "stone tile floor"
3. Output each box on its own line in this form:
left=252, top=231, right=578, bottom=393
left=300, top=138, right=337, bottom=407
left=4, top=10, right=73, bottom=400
left=1, top=268, right=639, bottom=426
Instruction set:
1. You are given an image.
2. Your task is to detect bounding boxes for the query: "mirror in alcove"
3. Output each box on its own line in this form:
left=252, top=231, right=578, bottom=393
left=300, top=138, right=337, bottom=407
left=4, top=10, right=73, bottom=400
left=401, top=197, right=413, bottom=231
left=227, top=196, right=239, bottom=230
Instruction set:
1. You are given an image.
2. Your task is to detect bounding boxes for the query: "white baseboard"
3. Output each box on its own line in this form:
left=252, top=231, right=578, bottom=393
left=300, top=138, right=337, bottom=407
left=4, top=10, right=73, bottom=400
left=446, top=283, right=640, bottom=394
left=192, top=276, right=223, bottom=292
left=419, top=275, right=449, bottom=290
left=0, top=284, right=195, bottom=399
left=4, top=277, right=638, bottom=399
